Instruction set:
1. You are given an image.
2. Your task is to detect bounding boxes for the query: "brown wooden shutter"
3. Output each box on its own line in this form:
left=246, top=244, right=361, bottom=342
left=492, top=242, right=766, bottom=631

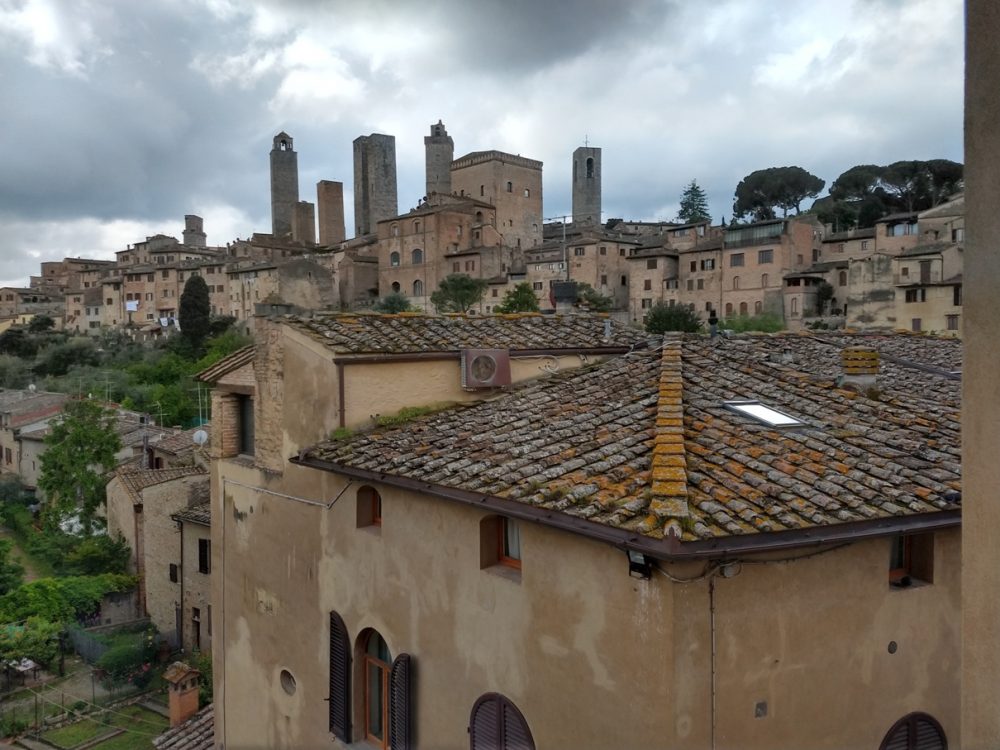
left=500, top=698, right=534, bottom=750
left=879, top=713, right=947, bottom=750
left=328, top=612, right=350, bottom=742
left=470, top=694, right=500, bottom=750
left=389, top=653, right=412, bottom=750
left=469, top=694, right=534, bottom=750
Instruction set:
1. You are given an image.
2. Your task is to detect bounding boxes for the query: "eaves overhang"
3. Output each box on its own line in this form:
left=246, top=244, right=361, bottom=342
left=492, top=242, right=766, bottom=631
left=288, top=456, right=961, bottom=562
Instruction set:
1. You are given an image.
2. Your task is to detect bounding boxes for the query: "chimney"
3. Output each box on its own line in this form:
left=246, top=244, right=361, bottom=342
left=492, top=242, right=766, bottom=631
left=551, top=280, right=578, bottom=314
left=840, top=346, right=879, bottom=391
left=164, top=661, right=201, bottom=728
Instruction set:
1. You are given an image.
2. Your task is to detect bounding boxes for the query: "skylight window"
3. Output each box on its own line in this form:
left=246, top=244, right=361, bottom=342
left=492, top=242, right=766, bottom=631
left=723, top=400, right=804, bottom=427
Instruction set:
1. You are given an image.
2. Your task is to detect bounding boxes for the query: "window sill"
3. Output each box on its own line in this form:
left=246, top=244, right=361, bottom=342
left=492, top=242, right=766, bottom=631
left=484, top=564, right=521, bottom=585
left=358, top=525, right=382, bottom=537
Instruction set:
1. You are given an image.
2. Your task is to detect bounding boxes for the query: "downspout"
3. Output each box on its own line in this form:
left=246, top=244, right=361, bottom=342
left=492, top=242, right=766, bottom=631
left=177, top=519, right=184, bottom=652
left=336, top=361, right=346, bottom=428
left=710, top=576, right=717, bottom=750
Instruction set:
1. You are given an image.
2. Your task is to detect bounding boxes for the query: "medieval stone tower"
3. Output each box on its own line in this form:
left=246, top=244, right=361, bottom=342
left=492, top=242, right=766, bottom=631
left=353, top=133, right=398, bottom=236
left=572, top=145, right=601, bottom=225
left=182, top=215, right=206, bottom=247
left=424, top=120, right=454, bottom=196
left=270, top=132, right=300, bottom=237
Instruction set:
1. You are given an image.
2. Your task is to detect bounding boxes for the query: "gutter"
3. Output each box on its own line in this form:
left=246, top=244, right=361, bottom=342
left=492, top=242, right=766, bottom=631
left=332, top=346, right=641, bottom=365
left=288, top=456, right=961, bottom=561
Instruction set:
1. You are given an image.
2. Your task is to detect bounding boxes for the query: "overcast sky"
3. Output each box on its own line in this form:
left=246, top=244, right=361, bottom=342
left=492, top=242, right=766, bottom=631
left=0, top=0, right=963, bottom=287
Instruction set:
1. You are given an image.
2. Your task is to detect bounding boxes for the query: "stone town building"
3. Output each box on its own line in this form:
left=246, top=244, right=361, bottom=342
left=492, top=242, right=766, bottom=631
left=354, top=133, right=399, bottom=236
left=226, top=257, right=336, bottom=327
left=0, top=288, right=63, bottom=320
left=572, top=145, right=601, bottom=225
left=451, top=151, right=543, bottom=251
left=202, top=324, right=961, bottom=749
left=375, top=195, right=506, bottom=311
left=270, top=132, right=299, bottom=237
left=171, top=502, right=213, bottom=653
left=424, top=120, right=454, bottom=197
left=105, top=466, right=209, bottom=647
left=0, top=390, right=68, bottom=482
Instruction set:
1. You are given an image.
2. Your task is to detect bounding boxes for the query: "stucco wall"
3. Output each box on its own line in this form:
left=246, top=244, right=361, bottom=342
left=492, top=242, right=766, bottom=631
left=180, top=520, right=212, bottom=653
left=211, top=461, right=960, bottom=750
left=962, top=1, right=1000, bottom=744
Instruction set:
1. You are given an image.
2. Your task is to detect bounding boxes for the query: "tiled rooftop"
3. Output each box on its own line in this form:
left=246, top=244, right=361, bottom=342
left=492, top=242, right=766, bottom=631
left=195, top=346, right=255, bottom=382
left=113, top=467, right=207, bottom=503
left=282, top=313, right=649, bottom=355
left=155, top=424, right=211, bottom=455
left=301, top=333, right=960, bottom=545
left=172, top=502, right=211, bottom=526
left=153, top=705, right=213, bottom=750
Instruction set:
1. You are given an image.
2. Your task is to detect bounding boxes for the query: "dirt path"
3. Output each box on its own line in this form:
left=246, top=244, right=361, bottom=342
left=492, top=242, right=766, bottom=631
left=0, top=527, right=42, bottom=582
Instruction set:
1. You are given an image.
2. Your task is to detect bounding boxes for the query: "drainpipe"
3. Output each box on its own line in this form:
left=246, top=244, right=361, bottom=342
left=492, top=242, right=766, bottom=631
left=177, top=519, right=185, bottom=652
left=710, top=576, right=717, bottom=750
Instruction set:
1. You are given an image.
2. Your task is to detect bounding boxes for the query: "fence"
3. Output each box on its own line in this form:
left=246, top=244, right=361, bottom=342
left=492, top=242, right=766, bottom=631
left=67, top=618, right=151, bottom=666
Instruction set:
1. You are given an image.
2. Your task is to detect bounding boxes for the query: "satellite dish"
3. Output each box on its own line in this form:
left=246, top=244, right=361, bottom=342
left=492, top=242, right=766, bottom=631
left=28, top=384, right=36, bottom=392
left=192, top=430, right=209, bottom=446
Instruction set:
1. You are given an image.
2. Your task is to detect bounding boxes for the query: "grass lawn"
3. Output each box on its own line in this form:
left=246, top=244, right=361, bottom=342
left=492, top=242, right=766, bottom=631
left=40, top=704, right=168, bottom=750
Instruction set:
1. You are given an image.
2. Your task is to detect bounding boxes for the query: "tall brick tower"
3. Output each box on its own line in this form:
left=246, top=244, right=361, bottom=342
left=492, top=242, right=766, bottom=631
left=270, top=132, right=299, bottom=237
left=424, top=120, right=454, bottom=197
left=572, top=145, right=601, bottom=225
left=353, top=133, right=398, bottom=237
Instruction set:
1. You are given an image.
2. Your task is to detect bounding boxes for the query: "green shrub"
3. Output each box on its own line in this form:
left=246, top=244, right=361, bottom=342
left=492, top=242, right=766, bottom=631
left=719, top=313, right=784, bottom=333
left=645, top=302, right=703, bottom=333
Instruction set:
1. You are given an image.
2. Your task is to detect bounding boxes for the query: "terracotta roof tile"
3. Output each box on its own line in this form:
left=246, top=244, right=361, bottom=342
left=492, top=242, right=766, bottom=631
left=195, top=346, right=255, bottom=383
left=153, top=705, right=213, bottom=750
left=171, top=502, right=211, bottom=526
left=300, top=333, right=960, bottom=544
left=112, top=467, right=207, bottom=503
left=281, top=312, right=648, bottom=354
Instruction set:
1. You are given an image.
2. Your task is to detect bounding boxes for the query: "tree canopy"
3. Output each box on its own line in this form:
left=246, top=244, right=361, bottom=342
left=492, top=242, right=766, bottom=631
left=430, top=274, right=489, bottom=313
left=575, top=283, right=613, bottom=312
left=645, top=302, right=702, bottom=333
left=494, top=282, right=540, bottom=313
left=38, top=399, right=122, bottom=533
left=677, top=180, right=711, bottom=224
left=179, top=275, right=211, bottom=353
left=733, top=166, right=826, bottom=222
left=373, top=292, right=414, bottom=314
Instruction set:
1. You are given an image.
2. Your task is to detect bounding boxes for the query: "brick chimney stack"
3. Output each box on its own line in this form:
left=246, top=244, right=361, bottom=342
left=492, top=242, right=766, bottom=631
left=163, top=661, right=201, bottom=728
left=840, top=346, right=879, bottom=391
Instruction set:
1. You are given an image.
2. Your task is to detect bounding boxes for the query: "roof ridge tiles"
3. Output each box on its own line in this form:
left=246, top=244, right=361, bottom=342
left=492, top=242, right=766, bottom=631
left=647, top=341, right=689, bottom=536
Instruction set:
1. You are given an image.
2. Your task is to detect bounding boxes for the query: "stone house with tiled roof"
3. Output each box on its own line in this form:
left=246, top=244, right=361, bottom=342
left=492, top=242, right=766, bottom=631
left=204, top=324, right=961, bottom=749
left=170, top=502, right=212, bottom=653
left=105, top=467, right=209, bottom=647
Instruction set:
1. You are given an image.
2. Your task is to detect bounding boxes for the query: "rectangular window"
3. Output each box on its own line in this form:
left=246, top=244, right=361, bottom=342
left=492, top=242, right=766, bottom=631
left=600, top=275, right=608, bottom=286
left=946, top=314, right=959, bottom=330
left=730, top=253, right=744, bottom=268
left=697, top=279, right=704, bottom=290
left=198, top=539, right=211, bottom=574
left=599, top=246, right=607, bottom=255
left=905, top=288, right=926, bottom=303
left=491, top=289, right=498, bottom=297
left=701, top=259, right=715, bottom=271
left=574, top=247, right=585, bottom=256
left=861, top=240, right=870, bottom=251
left=758, top=249, right=774, bottom=264
left=532, top=282, right=543, bottom=290
left=954, top=285, right=962, bottom=306
left=169, top=563, right=178, bottom=583
left=498, top=518, right=521, bottom=569
left=619, top=248, right=626, bottom=257
left=620, top=275, right=627, bottom=286
left=646, top=259, right=657, bottom=270
left=890, top=533, right=934, bottom=587
left=643, top=279, right=652, bottom=290
left=238, top=395, right=254, bottom=455
left=666, top=279, right=678, bottom=289
left=911, top=318, right=922, bottom=332
left=686, top=279, right=694, bottom=291
left=641, top=298, right=652, bottom=309
left=453, top=262, right=460, bottom=273
left=952, top=227, right=964, bottom=242
left=689, top=261, right=696, bottom=272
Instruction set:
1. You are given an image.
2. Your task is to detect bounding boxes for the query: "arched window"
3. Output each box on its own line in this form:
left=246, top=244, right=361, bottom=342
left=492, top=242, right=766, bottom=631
left=390, top=252, right=400, bottom=267
left=761, top=273, right=769, bottom=287
left=878, top=712, right=947, bottom=750
left=470, top=694, right=535, bottom=750
left=475, top=211, right=483, bottom=224
left=411, top=249, right=423, bottom=265
left=839, top=270, right=847, bottom=286
left=790, top=298, right=799, bottom=316
left=356, top=486, right=381, bottom=528
left=739, top=302, right=748, bottom=315
left=362, top=631, right=391, bottom=747
left=391, top=282, right=400, bottom=294
left=586, top=157, right=595, bottom=178
left=523, top=188, right=530, bottom=198
left=725, top=303, right=733, bottom=316
left=754, top=301, right=762, bottom=314
left=733, top=276, right=740, bottom=290
left=412, top=280, right=424, bottom=297
left=506, top=181, right=513, bottom=193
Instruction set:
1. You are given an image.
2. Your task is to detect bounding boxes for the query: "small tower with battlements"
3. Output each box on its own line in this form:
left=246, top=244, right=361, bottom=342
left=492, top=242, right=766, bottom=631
left=270, top=132, right=300, bottom=237
left=572, top=145, right=601, bottom=225
left=424, top=120, right=454, bottom=197
left=182, top=215, right=206, bottom=247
